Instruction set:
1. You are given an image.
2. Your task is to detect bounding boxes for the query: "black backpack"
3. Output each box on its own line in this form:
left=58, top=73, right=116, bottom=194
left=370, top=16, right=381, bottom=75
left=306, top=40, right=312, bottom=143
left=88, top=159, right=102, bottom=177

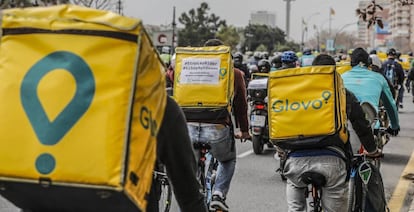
left=384, top=62, right=398, bottom=86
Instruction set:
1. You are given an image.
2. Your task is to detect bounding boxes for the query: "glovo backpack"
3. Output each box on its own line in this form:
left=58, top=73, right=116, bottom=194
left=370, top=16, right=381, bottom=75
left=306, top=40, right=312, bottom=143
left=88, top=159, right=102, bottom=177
left=336, top=63, right=352, bottom=74
left=268, top=66, right=348, bottom=150
left=0, top=5, right=166, bottom=212
left=173, top=46, right=234, bottom=121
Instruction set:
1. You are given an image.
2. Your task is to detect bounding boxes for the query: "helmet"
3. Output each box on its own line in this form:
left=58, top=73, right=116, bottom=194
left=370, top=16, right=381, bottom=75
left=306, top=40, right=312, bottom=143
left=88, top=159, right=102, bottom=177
left=233, top=52, right=243, bottom=63
left=253, top=51, right=262, bottom=59
left=270, top=55, right=282, bottom=69
left=281, top=51, right=298, bottom=63
left=387, top=48, right=397, bottom=56
left=303, top=48, right=312, bottom=55
left=369, top=54, right=382, bottom=69
left=257, top=59, right=271, bottom=73
left=262, top=51, right=269, bottom=59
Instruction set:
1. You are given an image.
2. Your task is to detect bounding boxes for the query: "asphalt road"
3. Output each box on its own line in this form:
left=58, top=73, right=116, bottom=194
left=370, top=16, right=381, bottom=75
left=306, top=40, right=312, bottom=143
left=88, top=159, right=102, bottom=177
left=1, top=93, right=414, bottom=212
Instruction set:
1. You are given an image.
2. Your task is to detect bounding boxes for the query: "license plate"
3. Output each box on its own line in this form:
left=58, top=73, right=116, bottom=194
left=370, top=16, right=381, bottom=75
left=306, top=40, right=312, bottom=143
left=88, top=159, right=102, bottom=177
left=251, top=115, right=266, bottom=127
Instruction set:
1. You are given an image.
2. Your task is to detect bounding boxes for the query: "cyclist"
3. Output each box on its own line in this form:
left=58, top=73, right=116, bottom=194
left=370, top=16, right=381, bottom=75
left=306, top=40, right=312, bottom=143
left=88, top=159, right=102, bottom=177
left=280, top=50, right=298, bottom=69
left=160, top=46, right=172, bottom=67
left=299, top=48, right=315, bottom=67
left=381, top=48, right=405, bottom=109
left=369, top=54, right=396, bottom=99
left=281, top=54, right=379, bottom=211
left=408, top=67, right=414, bottom=103
left=248, top=51, right=262, bottom=66
left=185, top=39, right=251, bottom=212
left=342, top=47, right=400, bottom=136
left=251, top=59, right=271, bottom=78
left=270, top=54, right=282, bottom=71
left=147, top=96, right=208, bottom=212
left=233, top=52, right=250, bottom=84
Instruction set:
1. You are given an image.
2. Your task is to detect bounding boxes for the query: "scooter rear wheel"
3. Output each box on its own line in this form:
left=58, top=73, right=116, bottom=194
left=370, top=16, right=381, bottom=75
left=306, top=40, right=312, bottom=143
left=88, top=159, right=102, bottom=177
left=252, top=135, right=264, bottom=154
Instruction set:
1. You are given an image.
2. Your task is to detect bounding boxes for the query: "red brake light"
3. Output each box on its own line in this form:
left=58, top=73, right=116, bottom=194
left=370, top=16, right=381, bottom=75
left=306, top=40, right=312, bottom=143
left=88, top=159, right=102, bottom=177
left=255, top=104, right=265, bottom=110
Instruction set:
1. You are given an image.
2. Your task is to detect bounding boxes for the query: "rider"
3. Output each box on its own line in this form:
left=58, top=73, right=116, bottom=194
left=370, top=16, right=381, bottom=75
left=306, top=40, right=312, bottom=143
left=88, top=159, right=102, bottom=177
left=281, top=54, right=379, bottom=211
left=147, top=96, right=208, bottom=212
left=270, top=54, right=282, bottom=71
left=280, top=50, right=298, bottom=69
left=299, top=48, right=315, bottom=67
left=185, top=39, right=251, bottom=212
left=381, top=48, right=405, bottom=109
left=342, top=47, right=400, bottom=136
left=233, top=51, right=250, bottom=83
left=159, top=46, right=172, bottom=67
left=251, top=59, right=271, bottom=78
left=369, top=54, right=396, bottom=99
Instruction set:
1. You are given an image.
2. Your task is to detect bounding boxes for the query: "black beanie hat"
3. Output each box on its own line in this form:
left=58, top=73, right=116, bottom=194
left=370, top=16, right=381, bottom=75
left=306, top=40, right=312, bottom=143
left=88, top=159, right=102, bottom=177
left=351, top=47, right=369, bottom=67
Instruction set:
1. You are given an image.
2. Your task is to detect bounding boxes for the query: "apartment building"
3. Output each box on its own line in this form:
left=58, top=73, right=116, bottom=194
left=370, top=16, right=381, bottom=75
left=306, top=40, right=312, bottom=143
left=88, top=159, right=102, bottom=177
left=249, top=11, right=277, bottom=28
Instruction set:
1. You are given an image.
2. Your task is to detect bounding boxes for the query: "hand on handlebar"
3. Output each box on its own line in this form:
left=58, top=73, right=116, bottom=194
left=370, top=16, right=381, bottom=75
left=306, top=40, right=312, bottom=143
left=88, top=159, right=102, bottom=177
left=364, top=148, right=383, bottom=158
left=234, top=132, right=252, bottom=142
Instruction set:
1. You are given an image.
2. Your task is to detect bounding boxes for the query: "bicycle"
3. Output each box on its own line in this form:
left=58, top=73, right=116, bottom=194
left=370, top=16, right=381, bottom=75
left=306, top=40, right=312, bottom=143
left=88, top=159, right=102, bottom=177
left=154, top=164, right=172, bottom=212
left=300, top=171, right=326, bottom=212
left=347, top=153, right=387, bottom=212
left=360, top=102, right=390, bottom=169
left=193, top=142, right=220, bottom=211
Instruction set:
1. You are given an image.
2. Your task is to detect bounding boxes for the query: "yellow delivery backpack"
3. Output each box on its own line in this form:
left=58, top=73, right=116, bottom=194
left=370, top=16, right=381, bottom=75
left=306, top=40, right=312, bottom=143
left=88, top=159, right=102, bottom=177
left=0, top=5, right=166, bottom=212
left=268, top=66, right=348, bottom=150
left=173, top=46, right=234, bottom=120
left=336, top=63, right=352, bottom=74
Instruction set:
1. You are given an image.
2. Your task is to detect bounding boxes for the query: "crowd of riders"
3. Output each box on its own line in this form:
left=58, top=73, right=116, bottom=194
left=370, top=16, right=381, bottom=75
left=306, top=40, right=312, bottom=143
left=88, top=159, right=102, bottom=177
left=160, top=44, right=409, bottom=211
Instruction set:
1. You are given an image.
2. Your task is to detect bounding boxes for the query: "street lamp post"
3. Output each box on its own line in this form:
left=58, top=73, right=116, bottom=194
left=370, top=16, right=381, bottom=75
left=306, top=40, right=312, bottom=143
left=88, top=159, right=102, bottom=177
left=333, top=21, right=358, bottom=54
left=313, top=24, right=320, bottom=52
left=301, top=12, right=320, bottom=52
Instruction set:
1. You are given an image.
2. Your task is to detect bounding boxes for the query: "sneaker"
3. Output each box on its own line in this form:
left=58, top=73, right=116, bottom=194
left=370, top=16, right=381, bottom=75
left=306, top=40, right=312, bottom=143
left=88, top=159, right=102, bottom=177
left=209, top=194, right=229, bottom=212
left=399, top=103, right=403, bottom=109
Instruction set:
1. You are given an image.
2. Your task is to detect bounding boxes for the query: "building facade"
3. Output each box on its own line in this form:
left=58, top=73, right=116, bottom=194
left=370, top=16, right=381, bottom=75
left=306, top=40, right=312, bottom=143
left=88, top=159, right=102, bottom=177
left=249, top=11, right=276, bottom=28
left=357, top=0, right=413, bottom=53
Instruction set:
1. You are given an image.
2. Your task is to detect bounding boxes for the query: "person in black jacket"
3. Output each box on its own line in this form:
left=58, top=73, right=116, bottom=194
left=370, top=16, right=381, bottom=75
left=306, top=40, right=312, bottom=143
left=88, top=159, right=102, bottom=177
left=381, top=48, right=405, bottom=108
left=147, top=96, right=208, bottom=212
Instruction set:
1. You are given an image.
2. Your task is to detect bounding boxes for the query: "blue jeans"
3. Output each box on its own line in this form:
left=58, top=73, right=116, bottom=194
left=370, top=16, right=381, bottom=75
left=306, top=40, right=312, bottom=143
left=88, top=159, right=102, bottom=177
left=284, top=155, right=348, bottom=212
left=187, top=123, right=236, bottom=197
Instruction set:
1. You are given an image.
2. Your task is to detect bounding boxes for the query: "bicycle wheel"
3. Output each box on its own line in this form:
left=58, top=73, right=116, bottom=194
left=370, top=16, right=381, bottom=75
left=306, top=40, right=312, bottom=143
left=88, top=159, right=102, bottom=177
left=158, top=177, right=172, bottom=212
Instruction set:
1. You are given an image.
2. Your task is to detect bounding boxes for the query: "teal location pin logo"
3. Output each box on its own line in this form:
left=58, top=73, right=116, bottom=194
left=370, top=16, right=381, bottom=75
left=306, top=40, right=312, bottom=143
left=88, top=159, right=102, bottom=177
left=322, top=91, right=332, bottom=104
left=219, top=68, right=227, bottom=79
left=21, top=51, right=95, bottom=175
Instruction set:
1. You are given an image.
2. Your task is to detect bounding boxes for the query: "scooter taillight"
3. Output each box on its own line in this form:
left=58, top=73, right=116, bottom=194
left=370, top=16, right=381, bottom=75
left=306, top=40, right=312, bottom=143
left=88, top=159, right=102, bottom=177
left=255, top=104, right=265, bottom=110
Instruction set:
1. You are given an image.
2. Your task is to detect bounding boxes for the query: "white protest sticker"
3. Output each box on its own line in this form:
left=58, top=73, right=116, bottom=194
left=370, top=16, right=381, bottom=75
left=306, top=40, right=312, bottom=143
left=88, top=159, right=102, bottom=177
left=180, top=58, right=220, bottom=84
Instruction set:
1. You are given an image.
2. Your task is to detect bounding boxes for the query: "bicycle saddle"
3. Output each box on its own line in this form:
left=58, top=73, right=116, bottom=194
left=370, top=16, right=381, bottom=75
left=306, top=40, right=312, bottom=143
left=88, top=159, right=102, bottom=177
left=300, top=171, right=327, bottom=187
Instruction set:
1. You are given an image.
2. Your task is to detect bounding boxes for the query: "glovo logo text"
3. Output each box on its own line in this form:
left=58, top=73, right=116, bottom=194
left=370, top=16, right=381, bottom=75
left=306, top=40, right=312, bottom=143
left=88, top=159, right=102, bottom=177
left=272, top=91, right=332, bottom=113
left=139, top=106, right=157, bottom=137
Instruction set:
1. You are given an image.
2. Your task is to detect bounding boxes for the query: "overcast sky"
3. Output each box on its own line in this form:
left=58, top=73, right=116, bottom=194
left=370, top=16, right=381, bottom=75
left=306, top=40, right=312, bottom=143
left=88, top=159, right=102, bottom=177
left=124, top=0, right=360, bottom=42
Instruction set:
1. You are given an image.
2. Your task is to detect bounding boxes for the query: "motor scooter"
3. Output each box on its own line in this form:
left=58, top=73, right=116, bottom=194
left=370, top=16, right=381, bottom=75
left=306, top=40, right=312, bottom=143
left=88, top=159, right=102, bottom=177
left=247, top=75, right=273, bottom=154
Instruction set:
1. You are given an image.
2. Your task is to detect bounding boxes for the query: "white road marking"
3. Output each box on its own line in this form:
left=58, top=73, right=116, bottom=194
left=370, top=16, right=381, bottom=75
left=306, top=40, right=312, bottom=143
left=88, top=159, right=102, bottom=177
left=237, top=150, right=254, bottom=158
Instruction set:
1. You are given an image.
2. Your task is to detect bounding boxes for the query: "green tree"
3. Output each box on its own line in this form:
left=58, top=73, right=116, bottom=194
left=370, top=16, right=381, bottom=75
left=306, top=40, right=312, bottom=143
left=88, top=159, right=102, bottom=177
left=243, top=24, right=286, bottom=53
left=216, top=25, right=240, bottom=51
left=178, top=2, right=226, bottom=47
